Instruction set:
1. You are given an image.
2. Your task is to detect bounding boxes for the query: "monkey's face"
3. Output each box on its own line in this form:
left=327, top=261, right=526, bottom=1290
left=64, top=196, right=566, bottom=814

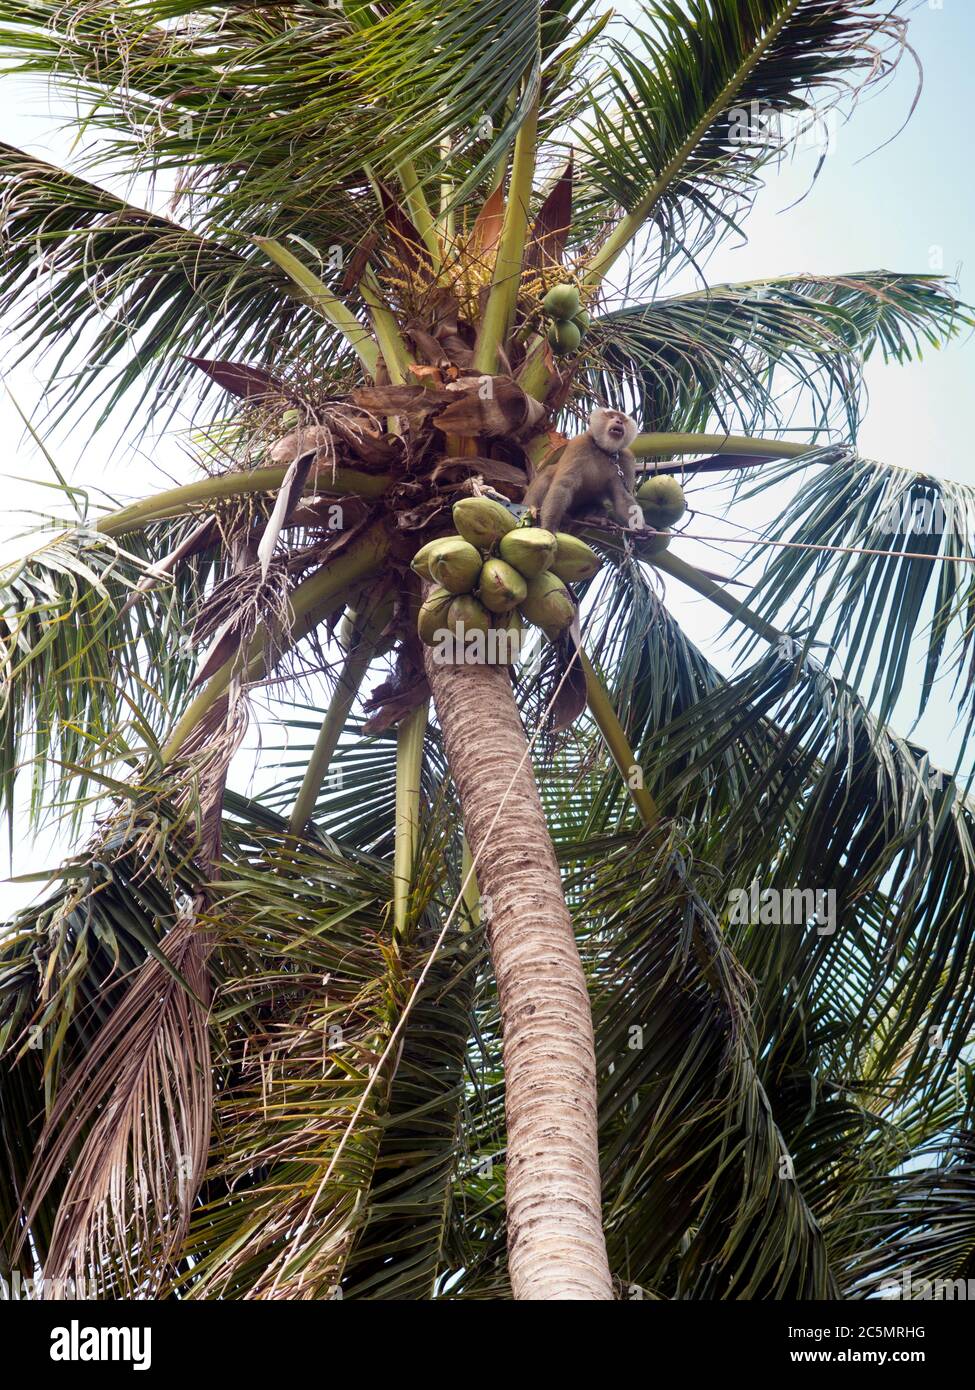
left=590, top=408, right=638, bottom=451
left=603, top=413, right=630, bottom=444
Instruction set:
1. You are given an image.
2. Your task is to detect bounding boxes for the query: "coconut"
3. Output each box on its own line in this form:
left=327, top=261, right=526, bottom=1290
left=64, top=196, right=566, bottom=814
left=542, top=282, right=581, bottom=320
left=424, top=536, right=482, bottom=593
left=489, top=608, right=523, bottom=666
left=519, top=571, right=575, bottom=635
left=417, top=585, right=453, bottom=645
left=572, top=308, right=591, bottom=332
left=452, top=497, right=518, bottom=549
left=551, top=532, right=602, bottom=582
left=548, top=319, right=582, bottom=356
left=498, top=526, right=557, bottom=579
left=410, top=537, right=444, bottom=581
left=640, top=475, right=686, bottom=528
left=478, top=557, right=528, bottom=613
left=447, top=593, right=492, bottom=638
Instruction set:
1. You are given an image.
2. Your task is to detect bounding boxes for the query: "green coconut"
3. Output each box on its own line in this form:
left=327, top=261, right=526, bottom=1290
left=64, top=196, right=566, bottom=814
left=478, top=557, right=528, bottom=613
left=498, top=526, right=557, bottom=579
left=417, top=586, right=453, bottom=645
left=542, top=282, right=581, bottom=320
left=424, top=536, right=483, bottom=594
left=447, top=593, right=492, bottom=637
left=640, top=475, right=687, bottom=529
left=452, top=497, right=519, bottom=549
left=410, top=537, right=444, bottom=582
left=550, top=532, right=602, bottom=582
left=489, top=608, right=523, bottom=666
left=572, top=308, right=591, bottom=332
left=548, top=319, right=582, bottom=356
left=519, top=571, right=575, bottom=635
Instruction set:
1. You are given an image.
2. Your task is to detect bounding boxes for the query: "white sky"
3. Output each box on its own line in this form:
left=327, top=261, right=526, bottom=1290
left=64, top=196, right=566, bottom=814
left=1, top=2, right=973, bottom=913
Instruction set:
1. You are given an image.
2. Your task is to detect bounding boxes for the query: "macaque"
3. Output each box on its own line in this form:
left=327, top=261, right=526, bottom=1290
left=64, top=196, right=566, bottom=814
left=524, top=408, right=643, bottom=534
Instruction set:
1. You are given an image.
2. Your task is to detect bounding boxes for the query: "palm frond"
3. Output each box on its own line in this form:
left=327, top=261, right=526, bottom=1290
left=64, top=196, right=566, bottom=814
left=0, top=144, right=356, bottom=428
left=0, top=803, right=207, bottom=1292
left=647, top=645, right=975, bottom=1096
left=0, top=1, right=552, bottom=227
left=579, top=0, right=909, bottom=281
left=587, top=271, right=967, bottom=437
left=340, top=825, right=487, bottom=1299
left=737, top=451, right=975, bottom=732
left=840, top=1128, right=975, bottom=1297
left=168, top=826, right=395, bottom=1300
left=584, top=825, right=837, bottom=1297
left=0, top=522, right=208, bottom=827
left=174, top=789, right=483, bottom=1301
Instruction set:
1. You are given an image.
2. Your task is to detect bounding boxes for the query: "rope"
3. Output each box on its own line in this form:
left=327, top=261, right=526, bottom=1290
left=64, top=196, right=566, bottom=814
left=683, top=532, right=975, bottom=566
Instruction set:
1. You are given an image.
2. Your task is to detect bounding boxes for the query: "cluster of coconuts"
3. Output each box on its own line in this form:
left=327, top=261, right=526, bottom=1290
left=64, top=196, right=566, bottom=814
left=542, top=283, right=590, bottom=357
left=412, top=498, right=603, bottom=659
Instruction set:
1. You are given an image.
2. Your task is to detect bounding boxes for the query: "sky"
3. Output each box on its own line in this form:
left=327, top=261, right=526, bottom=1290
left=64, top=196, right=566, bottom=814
left=1, top=0, right=974, bottom=913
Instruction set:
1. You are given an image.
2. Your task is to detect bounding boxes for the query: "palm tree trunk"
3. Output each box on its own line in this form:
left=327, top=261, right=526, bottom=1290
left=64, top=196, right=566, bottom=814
left=424, top=653, right=613, bottom=1300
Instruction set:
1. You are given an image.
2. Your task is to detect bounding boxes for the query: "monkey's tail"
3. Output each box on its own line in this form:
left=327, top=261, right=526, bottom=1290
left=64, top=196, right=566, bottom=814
left=546, top=614, right=587, bottom=733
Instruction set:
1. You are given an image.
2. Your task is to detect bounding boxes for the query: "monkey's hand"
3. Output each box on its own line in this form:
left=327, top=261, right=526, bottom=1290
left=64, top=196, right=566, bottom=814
left=608, top=478, right=646, bottom=532
left=623, top=501, right=647, bottom=531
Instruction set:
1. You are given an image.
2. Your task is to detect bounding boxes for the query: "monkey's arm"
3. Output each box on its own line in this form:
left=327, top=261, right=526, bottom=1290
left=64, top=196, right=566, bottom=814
left=607, top=472, right=644, bottom=530
left=537, top=475, right=578, bottom=533
left=523, top=466, right=554, bottom=515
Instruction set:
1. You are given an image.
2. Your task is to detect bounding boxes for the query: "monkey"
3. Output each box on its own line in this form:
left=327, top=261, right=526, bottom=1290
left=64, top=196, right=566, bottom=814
left=524, top=407, right=644, bottom=535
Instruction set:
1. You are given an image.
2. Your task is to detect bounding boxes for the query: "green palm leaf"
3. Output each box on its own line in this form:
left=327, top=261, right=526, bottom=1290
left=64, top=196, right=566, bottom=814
left=737, top=451, right=975, bottom=729
left=0, top=143, right=356, bottom=427
left=589, top=272, right=967, bottom=436
left=579, top=0, right=910, bottom=281
left=0, top=521, right=208, bottom=826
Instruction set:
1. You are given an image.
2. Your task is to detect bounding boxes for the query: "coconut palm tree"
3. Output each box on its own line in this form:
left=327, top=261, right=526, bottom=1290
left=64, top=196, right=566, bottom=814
left=1, top=0, right=974, bottom=1302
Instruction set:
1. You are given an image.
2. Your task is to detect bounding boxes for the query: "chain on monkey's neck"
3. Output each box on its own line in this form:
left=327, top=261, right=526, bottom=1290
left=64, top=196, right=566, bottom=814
left=593, top=435, right=627, bottom=476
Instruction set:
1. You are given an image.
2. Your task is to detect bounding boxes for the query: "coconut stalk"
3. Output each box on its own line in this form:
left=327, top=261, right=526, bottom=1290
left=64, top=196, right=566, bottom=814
left=392, top=699, right=429, bottom=942
left=460, top=837, right=481, bottom=931
left=633, top=433, right=808, bottom=464
left=651, top=550, right=783, bottom=646
left=581, top=653, right=658, bottom=827
left=393, top=158, right=442, bottom=263
left=98, top=467, right=390, bottom=538
left=288, top=594, right=392, bottom=836
left=473, top=85, right=540, bottom=374
left=359, top=269, right=414, bottom=386
left=255, top=236, right=382, bottom=378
